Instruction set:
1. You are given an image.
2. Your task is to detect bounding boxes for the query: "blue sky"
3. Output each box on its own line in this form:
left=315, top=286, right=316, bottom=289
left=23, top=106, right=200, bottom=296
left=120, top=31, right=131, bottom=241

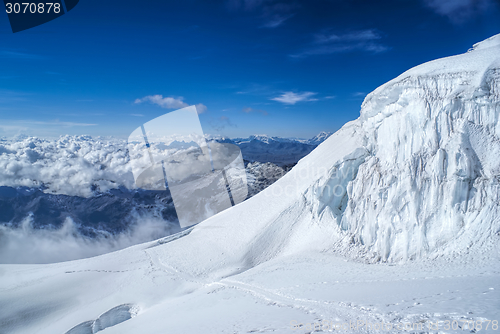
left=0, top=0, right=499, bottom=139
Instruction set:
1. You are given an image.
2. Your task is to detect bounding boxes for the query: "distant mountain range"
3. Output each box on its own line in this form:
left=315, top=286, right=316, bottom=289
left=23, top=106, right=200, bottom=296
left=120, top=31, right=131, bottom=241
left=212, top=131, right=333, bottom=166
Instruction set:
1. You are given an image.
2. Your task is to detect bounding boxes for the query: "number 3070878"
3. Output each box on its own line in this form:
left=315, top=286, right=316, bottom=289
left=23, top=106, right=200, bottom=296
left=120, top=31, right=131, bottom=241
left=5, top=3, right=61, bottom=14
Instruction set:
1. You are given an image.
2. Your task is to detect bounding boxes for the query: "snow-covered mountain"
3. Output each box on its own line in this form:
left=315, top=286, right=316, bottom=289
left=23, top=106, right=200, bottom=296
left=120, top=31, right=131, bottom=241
left=213, top=132, right=332, bottom=166
left=306, top=131, right=333, bottom=145
left=1, top=35, right=499, bottom=334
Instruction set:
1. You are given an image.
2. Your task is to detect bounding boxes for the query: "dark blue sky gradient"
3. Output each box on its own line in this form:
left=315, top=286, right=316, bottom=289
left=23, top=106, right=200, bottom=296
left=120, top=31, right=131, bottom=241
left=1, top=0, right=499, bottom=138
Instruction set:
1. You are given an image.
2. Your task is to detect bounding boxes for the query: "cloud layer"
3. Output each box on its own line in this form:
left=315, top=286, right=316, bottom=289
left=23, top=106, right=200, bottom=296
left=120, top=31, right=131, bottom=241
left=0, top=135, right=134, bottom=197
left=0, top=136, right=190, bottom=263
left=0, top=214, right=177, bottom=264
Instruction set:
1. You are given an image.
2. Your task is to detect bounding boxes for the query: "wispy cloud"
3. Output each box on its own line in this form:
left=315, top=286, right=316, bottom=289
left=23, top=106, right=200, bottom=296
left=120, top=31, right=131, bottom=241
left=227, top=0, right=298, bottom=28
left=243, top=107, right=268, bottom=115
left=291, top=29, right=389, bottom=58
left=260, top=2, right=297, bottom=28
left=130, top=113, right=144, bottom=117
left=227, top=0, right=266, bottom=11
left=30, top=120, right=98, bottom=127
left=0, top=119, right=97, bottom=138
left=0, top=50, right=44, bottom=60
left=352, top=92, right=366, bottom=97
left=0, top=119, right=97, bottom=130
left=236, top=83, right=274, bottom=96
left=314, top=30, right=381, bottom=44
left=0, top=90, right=29, bottom=103
left=271, top=91, right=317, bottom=105
left=134, top=95, right=207, bottom=114
left=422, top=0, right=496, bottom=23
left=0, top=124, right=29, bottom=136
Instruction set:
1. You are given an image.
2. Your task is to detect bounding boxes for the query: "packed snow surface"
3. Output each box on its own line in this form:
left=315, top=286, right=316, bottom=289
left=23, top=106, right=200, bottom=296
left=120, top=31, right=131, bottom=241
left=1, top=34, right=500, bottom=334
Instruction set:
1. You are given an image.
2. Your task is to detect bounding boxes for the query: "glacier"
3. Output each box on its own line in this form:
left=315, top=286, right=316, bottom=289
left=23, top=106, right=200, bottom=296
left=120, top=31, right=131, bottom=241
left=0, top=34, right=499, bottom=334
left=330, top=33, right=500, bottom=262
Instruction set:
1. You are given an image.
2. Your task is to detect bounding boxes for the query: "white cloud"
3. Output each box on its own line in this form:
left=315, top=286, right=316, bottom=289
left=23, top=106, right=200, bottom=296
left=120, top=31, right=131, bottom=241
left=422, top=0, right=495, bottom=23
left=135, top=95, right=207, bottom=114
left=0, top=136, right=134, bottom=197
left=291, top=29, right=389, bottom=58
left=135, top=95, right=189, bottom=109
left=271, top=91, right=318, bottom=105
left=0, top=215, right=177, bottom=264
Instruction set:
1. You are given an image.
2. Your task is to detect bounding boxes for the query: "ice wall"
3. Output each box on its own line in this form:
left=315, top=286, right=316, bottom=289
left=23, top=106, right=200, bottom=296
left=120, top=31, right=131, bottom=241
left=312, top=34, right=500, bottom=261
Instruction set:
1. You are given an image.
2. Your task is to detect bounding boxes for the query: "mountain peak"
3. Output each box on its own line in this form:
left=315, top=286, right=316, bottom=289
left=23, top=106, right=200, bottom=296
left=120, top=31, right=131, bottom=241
left=308, top=131, right=333, bottom=145
left=248, top=134, right=272, bottom=142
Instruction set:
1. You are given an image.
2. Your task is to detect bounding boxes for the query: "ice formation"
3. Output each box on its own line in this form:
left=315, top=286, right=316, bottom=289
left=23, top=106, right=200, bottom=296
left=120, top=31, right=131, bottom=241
left=309, top=33, right=500, bottom=261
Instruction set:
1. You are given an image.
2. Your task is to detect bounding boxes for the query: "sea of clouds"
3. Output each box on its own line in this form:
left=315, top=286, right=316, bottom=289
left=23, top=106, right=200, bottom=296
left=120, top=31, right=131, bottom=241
left=0, top=135, right=180, bottom=263
left=0, top=135, right=136, bottom=197
left=0, top=214, right=177, bottom=264
left=0, top=135, right=286, bottom=264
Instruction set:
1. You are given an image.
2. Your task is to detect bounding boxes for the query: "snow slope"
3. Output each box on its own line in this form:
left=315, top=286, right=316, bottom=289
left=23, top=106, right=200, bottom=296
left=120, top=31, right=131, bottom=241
left=1, top=35, right=500, bottom=334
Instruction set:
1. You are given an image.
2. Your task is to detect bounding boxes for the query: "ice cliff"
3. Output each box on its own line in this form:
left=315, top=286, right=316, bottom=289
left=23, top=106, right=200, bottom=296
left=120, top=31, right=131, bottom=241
left=309, top=33, right=500, bottom=262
